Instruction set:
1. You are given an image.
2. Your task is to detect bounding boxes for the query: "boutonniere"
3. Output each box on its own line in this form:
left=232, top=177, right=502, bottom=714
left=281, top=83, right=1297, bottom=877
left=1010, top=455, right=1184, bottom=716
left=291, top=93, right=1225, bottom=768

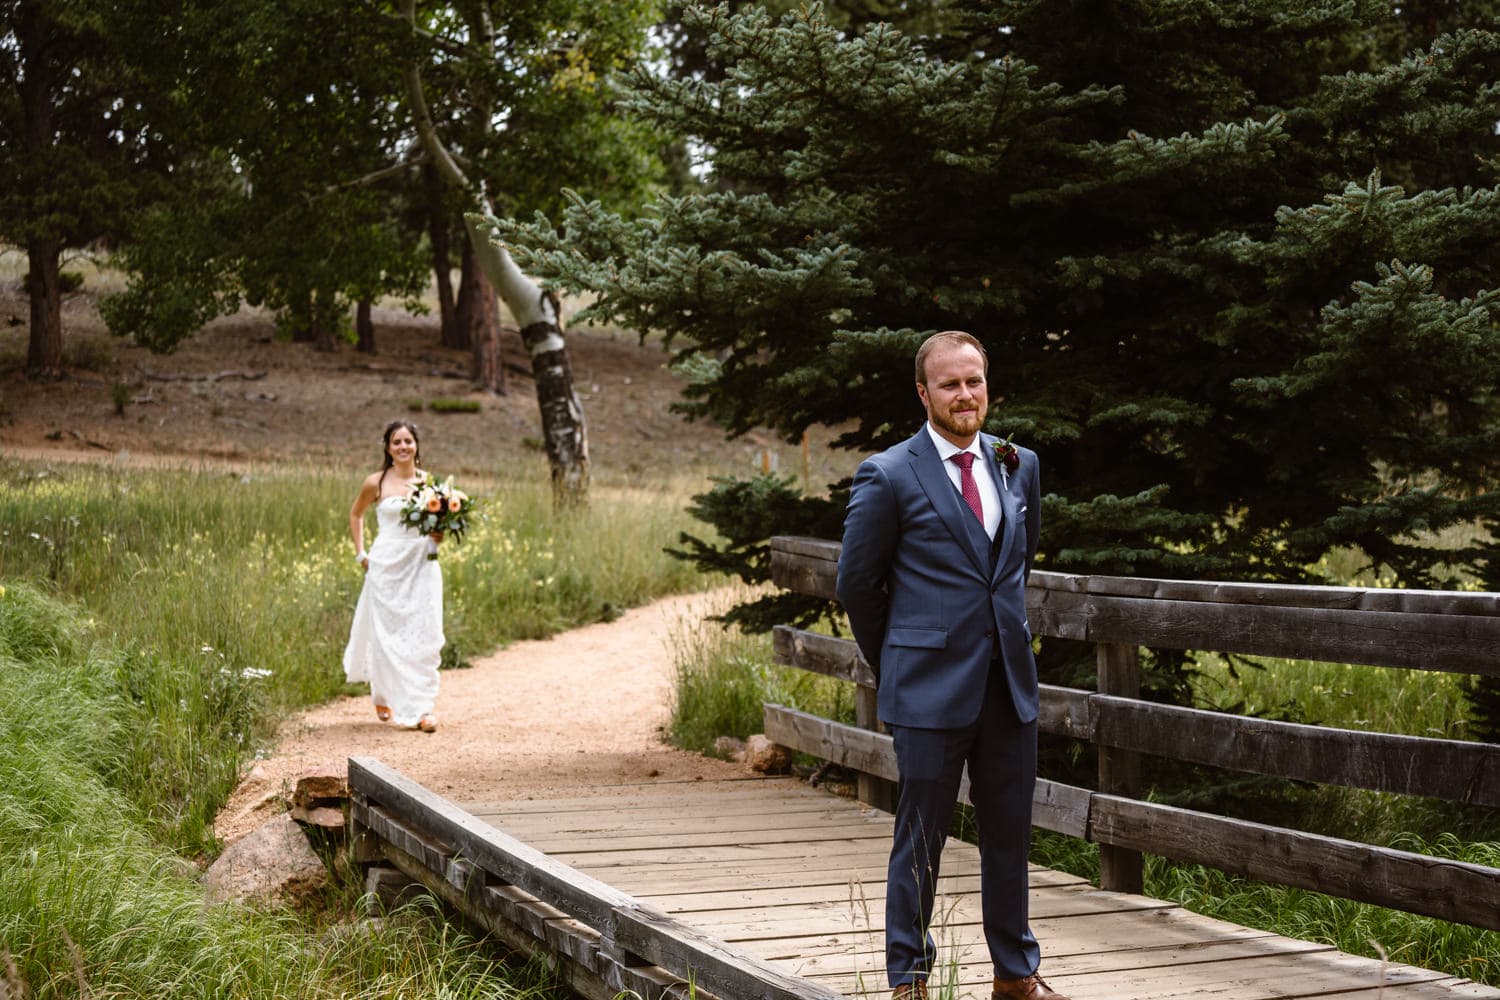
left=993, top=437, right=1020, bottom=473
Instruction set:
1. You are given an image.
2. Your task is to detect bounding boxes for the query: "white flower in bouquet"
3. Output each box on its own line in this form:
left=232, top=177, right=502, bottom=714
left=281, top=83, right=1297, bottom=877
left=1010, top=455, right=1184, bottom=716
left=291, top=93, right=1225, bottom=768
left=399, top=473, right=478, bottom=560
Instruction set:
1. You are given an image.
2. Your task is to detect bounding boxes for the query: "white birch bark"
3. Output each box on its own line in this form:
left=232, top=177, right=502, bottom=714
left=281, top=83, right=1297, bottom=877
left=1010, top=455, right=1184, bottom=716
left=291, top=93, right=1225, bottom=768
left=399, top=0, right=589, bottom=502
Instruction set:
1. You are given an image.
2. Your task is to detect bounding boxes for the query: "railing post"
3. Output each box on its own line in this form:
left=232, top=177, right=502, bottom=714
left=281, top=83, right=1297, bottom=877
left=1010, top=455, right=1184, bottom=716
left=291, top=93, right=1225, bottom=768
left=1096, top=641, right=1144, bottom=894
left=855, top=685, right=896, bottom=811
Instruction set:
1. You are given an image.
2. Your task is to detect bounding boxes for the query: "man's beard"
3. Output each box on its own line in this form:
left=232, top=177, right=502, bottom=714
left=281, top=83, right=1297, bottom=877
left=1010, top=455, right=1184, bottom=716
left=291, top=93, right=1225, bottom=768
left=932, top=404, right=985, bottom=439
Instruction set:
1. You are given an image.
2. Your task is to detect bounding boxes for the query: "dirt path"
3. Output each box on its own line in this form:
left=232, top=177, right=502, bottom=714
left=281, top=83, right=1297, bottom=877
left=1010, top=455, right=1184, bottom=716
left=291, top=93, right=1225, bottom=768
left=215, top=587, right=752, bottom=843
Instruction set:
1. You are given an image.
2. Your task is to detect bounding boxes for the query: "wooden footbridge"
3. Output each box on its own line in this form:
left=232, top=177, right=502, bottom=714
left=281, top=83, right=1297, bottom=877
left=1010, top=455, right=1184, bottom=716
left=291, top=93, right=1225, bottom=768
left=349, top=537, right=1500, bottom=1000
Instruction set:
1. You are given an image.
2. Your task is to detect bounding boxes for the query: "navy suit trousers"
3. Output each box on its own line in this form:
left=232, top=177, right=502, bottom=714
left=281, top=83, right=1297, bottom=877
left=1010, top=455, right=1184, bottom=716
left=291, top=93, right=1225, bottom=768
left=886, top=668, right=1040, bottom=985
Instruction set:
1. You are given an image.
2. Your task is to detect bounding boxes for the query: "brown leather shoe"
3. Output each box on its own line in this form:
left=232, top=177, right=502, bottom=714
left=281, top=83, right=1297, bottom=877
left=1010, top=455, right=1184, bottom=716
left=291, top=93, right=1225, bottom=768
left=892, top=981, right=928, bottom=1000
left=993, top=972, right=1070, bottom=1000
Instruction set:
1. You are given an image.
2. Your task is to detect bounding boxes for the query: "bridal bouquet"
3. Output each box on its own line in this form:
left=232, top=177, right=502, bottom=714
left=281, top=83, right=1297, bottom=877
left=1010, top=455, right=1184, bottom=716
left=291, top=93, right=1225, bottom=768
left=400, top=473, right=476, bottom=560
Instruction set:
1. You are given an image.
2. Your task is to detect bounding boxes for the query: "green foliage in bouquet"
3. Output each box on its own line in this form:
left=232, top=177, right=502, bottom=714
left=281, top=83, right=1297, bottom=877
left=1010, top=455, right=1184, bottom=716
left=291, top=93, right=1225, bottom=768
left=400, top=474, right=477, bottom=546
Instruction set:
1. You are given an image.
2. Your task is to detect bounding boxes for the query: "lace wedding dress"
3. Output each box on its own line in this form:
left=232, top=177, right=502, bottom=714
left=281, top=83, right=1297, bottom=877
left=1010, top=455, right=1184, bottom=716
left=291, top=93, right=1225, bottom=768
left=342, top=496, right=443, bottom=727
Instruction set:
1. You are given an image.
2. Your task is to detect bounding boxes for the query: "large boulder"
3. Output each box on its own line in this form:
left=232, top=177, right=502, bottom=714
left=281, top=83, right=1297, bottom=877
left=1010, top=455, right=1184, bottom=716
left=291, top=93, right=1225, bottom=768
left=204, top=813, right=328, bottom=907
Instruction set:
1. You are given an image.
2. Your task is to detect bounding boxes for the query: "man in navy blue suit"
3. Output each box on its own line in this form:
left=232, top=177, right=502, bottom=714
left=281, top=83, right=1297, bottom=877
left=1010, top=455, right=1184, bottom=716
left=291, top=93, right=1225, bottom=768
left=836, top=331, right=1065, bottom=1000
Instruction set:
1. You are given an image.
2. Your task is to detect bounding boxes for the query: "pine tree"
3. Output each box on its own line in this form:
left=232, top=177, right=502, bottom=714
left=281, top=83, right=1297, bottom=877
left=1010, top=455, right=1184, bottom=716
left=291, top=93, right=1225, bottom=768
left=501, top=2, right=1500, bottom=725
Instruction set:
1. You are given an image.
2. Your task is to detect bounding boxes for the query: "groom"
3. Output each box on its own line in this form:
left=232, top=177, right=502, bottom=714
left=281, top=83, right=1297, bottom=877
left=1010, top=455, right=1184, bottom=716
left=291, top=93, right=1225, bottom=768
left=836, top=331, right=1065, bottom=1000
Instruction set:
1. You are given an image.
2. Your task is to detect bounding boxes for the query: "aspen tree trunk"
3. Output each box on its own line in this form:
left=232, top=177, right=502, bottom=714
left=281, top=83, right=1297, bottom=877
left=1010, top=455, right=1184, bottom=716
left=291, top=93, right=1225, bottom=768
left=399, top=0, right=587, bottom=503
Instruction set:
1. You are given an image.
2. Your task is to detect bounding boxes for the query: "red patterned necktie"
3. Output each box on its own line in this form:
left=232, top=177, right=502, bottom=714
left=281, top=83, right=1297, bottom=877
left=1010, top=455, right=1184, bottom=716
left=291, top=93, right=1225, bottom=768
left=951, top=452, right=983, bottom=524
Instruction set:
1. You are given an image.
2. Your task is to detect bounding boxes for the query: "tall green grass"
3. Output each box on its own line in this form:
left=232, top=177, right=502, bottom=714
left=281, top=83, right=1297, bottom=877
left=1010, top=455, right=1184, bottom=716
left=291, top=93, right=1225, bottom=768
left=0, top=459, right=709, bottom=851
left=0, top=580, right=576, bottom=999
left=0, top=456, right=716, bottom=998
left=666, top=603, right=853, bottom=755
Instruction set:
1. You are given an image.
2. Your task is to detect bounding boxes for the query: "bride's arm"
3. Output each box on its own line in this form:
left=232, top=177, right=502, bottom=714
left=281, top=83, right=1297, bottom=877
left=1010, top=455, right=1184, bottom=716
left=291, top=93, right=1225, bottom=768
left=349, top=474, right=380, bottom=568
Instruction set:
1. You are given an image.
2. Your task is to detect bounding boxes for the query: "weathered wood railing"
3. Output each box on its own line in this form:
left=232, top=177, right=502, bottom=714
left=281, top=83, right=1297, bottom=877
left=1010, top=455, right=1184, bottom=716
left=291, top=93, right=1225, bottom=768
left=348, top=757, right=843, bottom=1000
left=767, top=535, right=1500, bottom=933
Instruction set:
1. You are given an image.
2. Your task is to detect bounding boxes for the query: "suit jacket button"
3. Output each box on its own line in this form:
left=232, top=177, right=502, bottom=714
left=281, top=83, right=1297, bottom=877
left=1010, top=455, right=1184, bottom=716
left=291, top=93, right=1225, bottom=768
left=984, top=629, right=994, bottom=638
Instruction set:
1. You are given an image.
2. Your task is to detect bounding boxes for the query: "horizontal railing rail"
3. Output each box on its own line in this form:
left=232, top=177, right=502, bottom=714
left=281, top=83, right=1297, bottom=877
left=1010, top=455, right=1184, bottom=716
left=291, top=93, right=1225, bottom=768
left=766, top=535, right=1500, bottom=932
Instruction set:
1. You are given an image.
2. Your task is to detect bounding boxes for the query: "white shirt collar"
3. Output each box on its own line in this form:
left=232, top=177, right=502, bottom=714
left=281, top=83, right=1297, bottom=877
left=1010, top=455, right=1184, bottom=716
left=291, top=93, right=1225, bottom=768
left=925, top=422, right=983, bottom=462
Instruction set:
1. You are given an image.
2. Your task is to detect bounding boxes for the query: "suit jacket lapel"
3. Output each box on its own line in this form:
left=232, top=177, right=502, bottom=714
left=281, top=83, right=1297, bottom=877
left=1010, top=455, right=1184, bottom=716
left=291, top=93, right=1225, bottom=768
left=908, top=430, right=991, bottom=577
left=981, top=433, right=1020, bottom=579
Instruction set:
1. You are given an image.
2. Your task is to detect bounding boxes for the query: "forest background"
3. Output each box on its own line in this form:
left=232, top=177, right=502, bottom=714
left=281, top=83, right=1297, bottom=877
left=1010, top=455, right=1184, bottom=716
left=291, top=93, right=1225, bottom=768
left=3, top=0, right=1500, bottom=995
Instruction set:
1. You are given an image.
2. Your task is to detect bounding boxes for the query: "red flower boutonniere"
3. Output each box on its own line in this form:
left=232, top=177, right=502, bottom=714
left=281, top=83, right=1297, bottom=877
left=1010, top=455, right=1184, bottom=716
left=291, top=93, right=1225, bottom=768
left=993, top=437, right=1020, bottom=473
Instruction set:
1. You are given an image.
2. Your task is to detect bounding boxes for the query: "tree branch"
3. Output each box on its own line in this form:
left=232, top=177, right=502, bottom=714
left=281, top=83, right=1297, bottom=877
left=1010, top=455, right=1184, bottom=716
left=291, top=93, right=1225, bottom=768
left=322, top=154, right=426, bottom=196
left=398, top=0, right=472, bottom=194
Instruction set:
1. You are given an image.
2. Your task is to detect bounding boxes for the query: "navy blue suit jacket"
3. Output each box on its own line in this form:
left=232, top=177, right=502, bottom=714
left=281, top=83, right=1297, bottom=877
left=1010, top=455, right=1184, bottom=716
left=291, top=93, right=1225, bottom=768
left=836, top=427, right=1042, bottom=728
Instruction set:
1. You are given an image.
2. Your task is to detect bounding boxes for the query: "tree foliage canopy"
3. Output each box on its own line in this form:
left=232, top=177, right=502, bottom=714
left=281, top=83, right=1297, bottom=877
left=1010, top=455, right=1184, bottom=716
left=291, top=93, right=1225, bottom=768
left=95, top=0, right=665, bottom=352
left=503, top=1, right=1500, bottom=610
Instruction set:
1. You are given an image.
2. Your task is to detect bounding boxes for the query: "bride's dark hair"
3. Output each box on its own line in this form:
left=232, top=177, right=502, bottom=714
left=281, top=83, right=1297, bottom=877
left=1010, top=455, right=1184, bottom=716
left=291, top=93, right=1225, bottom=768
left=377, top=419, right=422, bottom=495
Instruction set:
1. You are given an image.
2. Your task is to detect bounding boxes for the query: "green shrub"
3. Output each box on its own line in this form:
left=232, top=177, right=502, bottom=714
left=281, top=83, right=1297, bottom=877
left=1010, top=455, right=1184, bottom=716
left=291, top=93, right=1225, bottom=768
left=427, top=397, right=481, bottom=413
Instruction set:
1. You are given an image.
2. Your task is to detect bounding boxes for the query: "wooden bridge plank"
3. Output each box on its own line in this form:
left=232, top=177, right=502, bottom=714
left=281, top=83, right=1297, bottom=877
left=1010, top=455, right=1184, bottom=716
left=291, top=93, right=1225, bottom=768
left=545, top=837, right=897, bottom=869
left=464, top=777, right=819, bottom=815
left=549, top=841, right=910, bottom=871
left=788, top=935, right=1328, bottom=979
left=601, top=865, right=1086, bottom=899
left=690, top=887, right=1174, bottom=942
left=750, top=907, right=1283, bottom=966
left=474, top=803, right=888, bottom=839
left=501, top=821, right=900, bottom=856
left=817, top=950, right=1462, bottom=1000
left=639, top=875, right=988, bottom=913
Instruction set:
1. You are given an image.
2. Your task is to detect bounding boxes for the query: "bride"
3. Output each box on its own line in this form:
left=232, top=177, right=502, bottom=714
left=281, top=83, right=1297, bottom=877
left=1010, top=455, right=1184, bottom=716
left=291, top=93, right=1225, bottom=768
left=342, top=419, right=444, bottom=732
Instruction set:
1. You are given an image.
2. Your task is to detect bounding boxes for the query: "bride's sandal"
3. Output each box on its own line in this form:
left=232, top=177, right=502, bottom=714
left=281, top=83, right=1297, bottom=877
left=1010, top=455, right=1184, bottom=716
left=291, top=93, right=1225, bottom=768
left=375, top=704, right=391, bottom=722
left=416, top=715, right=438, bottom=733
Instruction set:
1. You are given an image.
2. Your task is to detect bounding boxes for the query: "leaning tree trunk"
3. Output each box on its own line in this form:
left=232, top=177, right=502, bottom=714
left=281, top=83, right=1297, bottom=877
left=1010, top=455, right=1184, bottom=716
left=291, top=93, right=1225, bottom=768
left=457, top=241, right=504, bottom=393
left=399, top=8, right=587, bottom=504
left=25, top=237, right=64, bottom=379
left=465, top=214, right=588, bottom=502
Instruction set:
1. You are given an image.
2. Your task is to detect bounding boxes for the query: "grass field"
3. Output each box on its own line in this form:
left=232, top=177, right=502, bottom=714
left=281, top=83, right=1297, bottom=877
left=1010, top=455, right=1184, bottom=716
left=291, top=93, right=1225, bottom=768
left=0, top=455, right=715, bottom=998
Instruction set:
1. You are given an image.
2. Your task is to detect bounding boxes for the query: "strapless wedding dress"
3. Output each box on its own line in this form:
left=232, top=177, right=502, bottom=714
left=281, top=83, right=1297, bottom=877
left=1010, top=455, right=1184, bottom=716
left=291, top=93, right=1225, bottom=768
left=342, top=496, right=443, bottom=726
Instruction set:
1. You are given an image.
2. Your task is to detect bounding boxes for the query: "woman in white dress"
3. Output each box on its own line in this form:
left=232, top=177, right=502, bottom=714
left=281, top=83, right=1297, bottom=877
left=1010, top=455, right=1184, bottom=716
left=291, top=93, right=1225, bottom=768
left=342, top=419, right=444, bottom=732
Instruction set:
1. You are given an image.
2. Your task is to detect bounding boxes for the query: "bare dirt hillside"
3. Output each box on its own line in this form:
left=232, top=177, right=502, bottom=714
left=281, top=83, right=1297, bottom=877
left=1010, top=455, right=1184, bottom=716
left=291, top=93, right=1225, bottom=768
left=0, top=286, right=845, bottom=483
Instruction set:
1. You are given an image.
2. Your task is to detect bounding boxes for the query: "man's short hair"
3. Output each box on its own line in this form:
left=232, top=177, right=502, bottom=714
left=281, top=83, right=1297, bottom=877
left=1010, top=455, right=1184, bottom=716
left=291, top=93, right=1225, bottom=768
left=915, top=331, right=988, bottom=385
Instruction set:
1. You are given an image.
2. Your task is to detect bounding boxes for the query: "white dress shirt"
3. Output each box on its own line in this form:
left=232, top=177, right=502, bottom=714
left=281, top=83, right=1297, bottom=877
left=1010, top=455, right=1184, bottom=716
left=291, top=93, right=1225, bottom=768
left=926, top=423, right=1001, bottom=539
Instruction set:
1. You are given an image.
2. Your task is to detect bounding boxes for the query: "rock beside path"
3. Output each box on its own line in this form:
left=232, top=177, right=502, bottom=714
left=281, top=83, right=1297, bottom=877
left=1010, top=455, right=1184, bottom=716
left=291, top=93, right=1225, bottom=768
left=203, top=814, right=328, bottom=907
